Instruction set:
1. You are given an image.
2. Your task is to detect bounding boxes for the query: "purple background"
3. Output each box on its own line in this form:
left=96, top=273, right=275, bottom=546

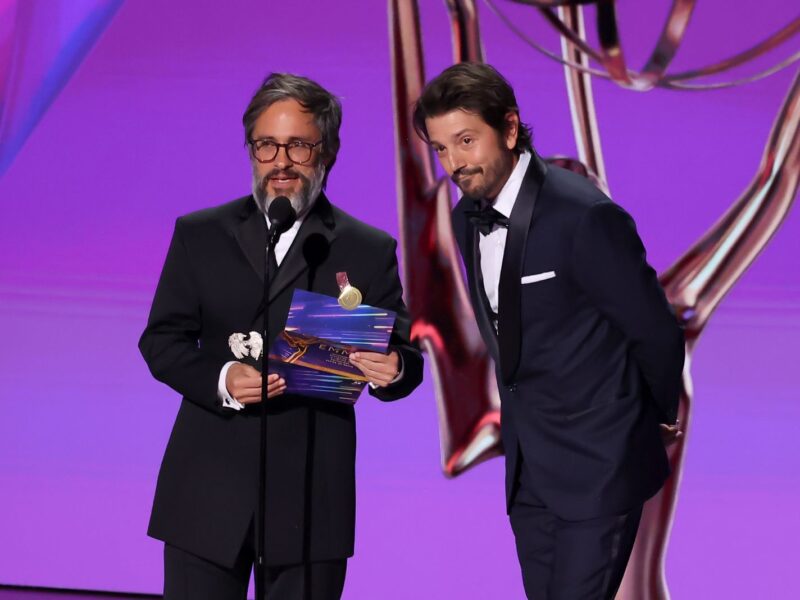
left=1, top=1, right=798, bottom=598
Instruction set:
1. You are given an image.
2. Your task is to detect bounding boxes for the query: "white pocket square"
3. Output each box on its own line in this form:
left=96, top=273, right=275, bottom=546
left=521, top=271, right=556, bottom=285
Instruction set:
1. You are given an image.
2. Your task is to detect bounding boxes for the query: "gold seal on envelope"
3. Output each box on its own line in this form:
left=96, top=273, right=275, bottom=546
left=336, top=272, right=362, bottom=310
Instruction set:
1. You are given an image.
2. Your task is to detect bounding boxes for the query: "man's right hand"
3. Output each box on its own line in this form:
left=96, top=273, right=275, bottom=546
left=225, top=363, right=286, bottom=404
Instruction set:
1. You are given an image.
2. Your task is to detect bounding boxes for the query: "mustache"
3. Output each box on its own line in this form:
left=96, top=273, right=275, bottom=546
left=259, top=170, right=305, bottom=193
left=451, top=167, right=482, bottom=183
left=261, top=169, right=301, bottom=183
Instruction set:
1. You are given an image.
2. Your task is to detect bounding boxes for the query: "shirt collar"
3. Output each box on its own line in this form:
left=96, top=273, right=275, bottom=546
left=491, top=151, right=531, bottom=218
left=264, top=195, right=315, bottom=232
left=265, top=214, right=304, bottom=234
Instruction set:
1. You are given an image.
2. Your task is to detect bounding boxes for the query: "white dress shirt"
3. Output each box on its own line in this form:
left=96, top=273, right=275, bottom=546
left=479, top=151, right=531, bottom=315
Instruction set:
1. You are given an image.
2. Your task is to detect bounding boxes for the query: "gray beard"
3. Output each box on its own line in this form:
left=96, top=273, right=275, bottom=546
left=252, top=163, right=325, bottom=219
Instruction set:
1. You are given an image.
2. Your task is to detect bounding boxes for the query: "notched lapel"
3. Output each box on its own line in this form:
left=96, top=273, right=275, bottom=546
left=234, top=196, right=268, bottom=283
left=235, top=194, right=337, bottom=324
left=497, top=153, right=547, bottom=385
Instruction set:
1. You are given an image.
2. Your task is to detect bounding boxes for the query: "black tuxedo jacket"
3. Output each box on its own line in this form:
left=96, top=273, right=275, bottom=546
left=452, top=154, right=684, bottom=521
left=139, top=194, right=423, bottom=568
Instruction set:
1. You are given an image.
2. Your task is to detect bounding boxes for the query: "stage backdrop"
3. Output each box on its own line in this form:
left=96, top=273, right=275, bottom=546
left=1, top=1, right=798, bottom=598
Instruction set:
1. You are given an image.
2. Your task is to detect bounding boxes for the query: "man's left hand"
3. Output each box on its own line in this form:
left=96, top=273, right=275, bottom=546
left=660, top=421, right=683, bottom=446
left=349, top=350, right=400, bottom=388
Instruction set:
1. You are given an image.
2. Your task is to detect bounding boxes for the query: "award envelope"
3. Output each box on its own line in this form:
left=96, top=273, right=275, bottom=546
left=268, top=288, right=397, bottom=404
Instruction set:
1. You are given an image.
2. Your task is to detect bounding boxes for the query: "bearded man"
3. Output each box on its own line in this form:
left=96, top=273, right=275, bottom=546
left=140, top=73, right=423, bottom=600
left=414, top=63, right=684, bottom=600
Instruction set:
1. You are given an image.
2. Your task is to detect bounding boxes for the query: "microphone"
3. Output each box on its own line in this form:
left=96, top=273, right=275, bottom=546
left=256, top=195, right=296, bottom=599
left=267, top=196, right=297, bottom=240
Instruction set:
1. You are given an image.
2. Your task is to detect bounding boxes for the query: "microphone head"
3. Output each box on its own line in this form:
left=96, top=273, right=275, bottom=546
left=267, top=196, right=297, bottom=234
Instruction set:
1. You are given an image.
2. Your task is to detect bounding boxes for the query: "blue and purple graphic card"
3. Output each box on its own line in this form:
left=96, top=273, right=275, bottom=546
left=268, top=288, right=397, bottom=404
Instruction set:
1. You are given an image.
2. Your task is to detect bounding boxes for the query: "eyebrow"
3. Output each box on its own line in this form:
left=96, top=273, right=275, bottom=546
left=252, top=135, right=313, bottom=143
left=429, top=128, right=478, bottom=146
left=451, top=128, right=477, bottom=140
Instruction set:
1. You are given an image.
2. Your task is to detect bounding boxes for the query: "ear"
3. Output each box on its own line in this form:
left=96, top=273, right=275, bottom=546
left=319, top=150, right=333, bottom=170
left=504, top=111, right=520, bottom=151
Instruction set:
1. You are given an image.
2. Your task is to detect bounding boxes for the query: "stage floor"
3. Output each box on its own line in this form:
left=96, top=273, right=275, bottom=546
left=0, top=589, right=158, bottom=600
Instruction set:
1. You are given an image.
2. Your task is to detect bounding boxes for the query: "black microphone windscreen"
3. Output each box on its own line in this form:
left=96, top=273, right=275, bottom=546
left=267, top=196, right=297, bottom=234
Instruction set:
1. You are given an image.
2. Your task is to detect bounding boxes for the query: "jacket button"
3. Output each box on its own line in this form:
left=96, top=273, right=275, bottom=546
left=507, top=384, right=517, bottom=392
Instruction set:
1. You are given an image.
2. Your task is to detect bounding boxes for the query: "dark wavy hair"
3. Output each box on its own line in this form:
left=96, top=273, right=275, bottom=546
left=413, top=62, right=533, bottom=155
left=243, top=73, right=342, bottom=186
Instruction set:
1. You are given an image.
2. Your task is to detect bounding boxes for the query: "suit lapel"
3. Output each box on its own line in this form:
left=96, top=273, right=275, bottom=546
left=463, top=204, right=501, bottom=363
left=234, top=196, right=268, bottom=283
left=497, top=153, right=547, bottom=384
left=235, top=194, right=337, bottom=323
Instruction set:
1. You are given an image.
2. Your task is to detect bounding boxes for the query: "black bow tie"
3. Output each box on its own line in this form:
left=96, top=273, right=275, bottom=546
left=465, top=206, right=509, bottom=236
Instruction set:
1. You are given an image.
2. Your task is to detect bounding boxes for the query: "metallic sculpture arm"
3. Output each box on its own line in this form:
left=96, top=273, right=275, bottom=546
left=446, top=0, right=485, bottom=63
left=494, top=0, right=799, bottom=91
left=557, top=3, right=609, bottom=192
left=661, top=71, right=800, bottom=342
left=390, top=0, right=501, bottom=476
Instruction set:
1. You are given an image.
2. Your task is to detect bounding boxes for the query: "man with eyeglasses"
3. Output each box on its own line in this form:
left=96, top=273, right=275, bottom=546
left=139, top=73, right=423, bottom=599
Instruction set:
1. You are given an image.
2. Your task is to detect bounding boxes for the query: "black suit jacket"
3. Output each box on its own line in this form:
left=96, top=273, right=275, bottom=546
left=139, top=194, right=423, bottom=567
left=452, top=154, right=684, bottom=521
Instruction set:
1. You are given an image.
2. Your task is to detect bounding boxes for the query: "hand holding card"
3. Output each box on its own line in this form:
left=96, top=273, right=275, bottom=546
left=268, top=287, right=397, bottom=403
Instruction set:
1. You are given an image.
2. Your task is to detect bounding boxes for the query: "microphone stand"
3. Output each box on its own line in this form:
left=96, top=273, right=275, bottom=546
left=255, top=223, right=280, bottom=600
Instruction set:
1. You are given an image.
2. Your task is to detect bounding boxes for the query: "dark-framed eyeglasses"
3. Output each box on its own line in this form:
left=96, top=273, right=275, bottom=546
left=247, top=139, right=323, bottom=164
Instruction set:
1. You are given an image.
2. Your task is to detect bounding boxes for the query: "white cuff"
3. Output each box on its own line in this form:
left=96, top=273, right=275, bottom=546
left=368, top=352, right=404, bottom=389
left=218, top=361, right=245, bottom=410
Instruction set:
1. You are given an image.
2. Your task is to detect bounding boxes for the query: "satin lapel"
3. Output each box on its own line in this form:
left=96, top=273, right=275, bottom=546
left=464, top=210, right=501, bottom=363
left=268, top=194, right=336, bottom=303
left=497, top=154, right=548, bottom=385
left=233, top=196, right=267, bottom=282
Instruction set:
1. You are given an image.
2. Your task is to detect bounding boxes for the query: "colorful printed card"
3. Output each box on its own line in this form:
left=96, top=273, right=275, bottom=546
left=268, top=288, right=397, bottom=404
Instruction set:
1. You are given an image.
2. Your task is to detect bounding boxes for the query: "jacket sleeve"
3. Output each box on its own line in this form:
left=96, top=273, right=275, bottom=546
left=570, top=202, right=684, bottom=423
left=139, top=218, right=230, bottom=414
left=365, top=238, right=424, bottom=402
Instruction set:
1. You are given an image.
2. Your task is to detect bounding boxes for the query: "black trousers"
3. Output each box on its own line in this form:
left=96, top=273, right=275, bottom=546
left=509, top=467, right=642, bottom=600
left=163, top=526, right=346, bottom=600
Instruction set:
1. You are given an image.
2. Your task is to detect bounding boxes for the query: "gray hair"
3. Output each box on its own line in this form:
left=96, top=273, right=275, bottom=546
left=243, top=73, right=342, bottom=187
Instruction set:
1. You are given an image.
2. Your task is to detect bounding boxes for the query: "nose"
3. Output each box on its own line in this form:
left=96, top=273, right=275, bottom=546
left=446, top=149, right=465, bottom=175
left=274, top=145, right=293, bottom=169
